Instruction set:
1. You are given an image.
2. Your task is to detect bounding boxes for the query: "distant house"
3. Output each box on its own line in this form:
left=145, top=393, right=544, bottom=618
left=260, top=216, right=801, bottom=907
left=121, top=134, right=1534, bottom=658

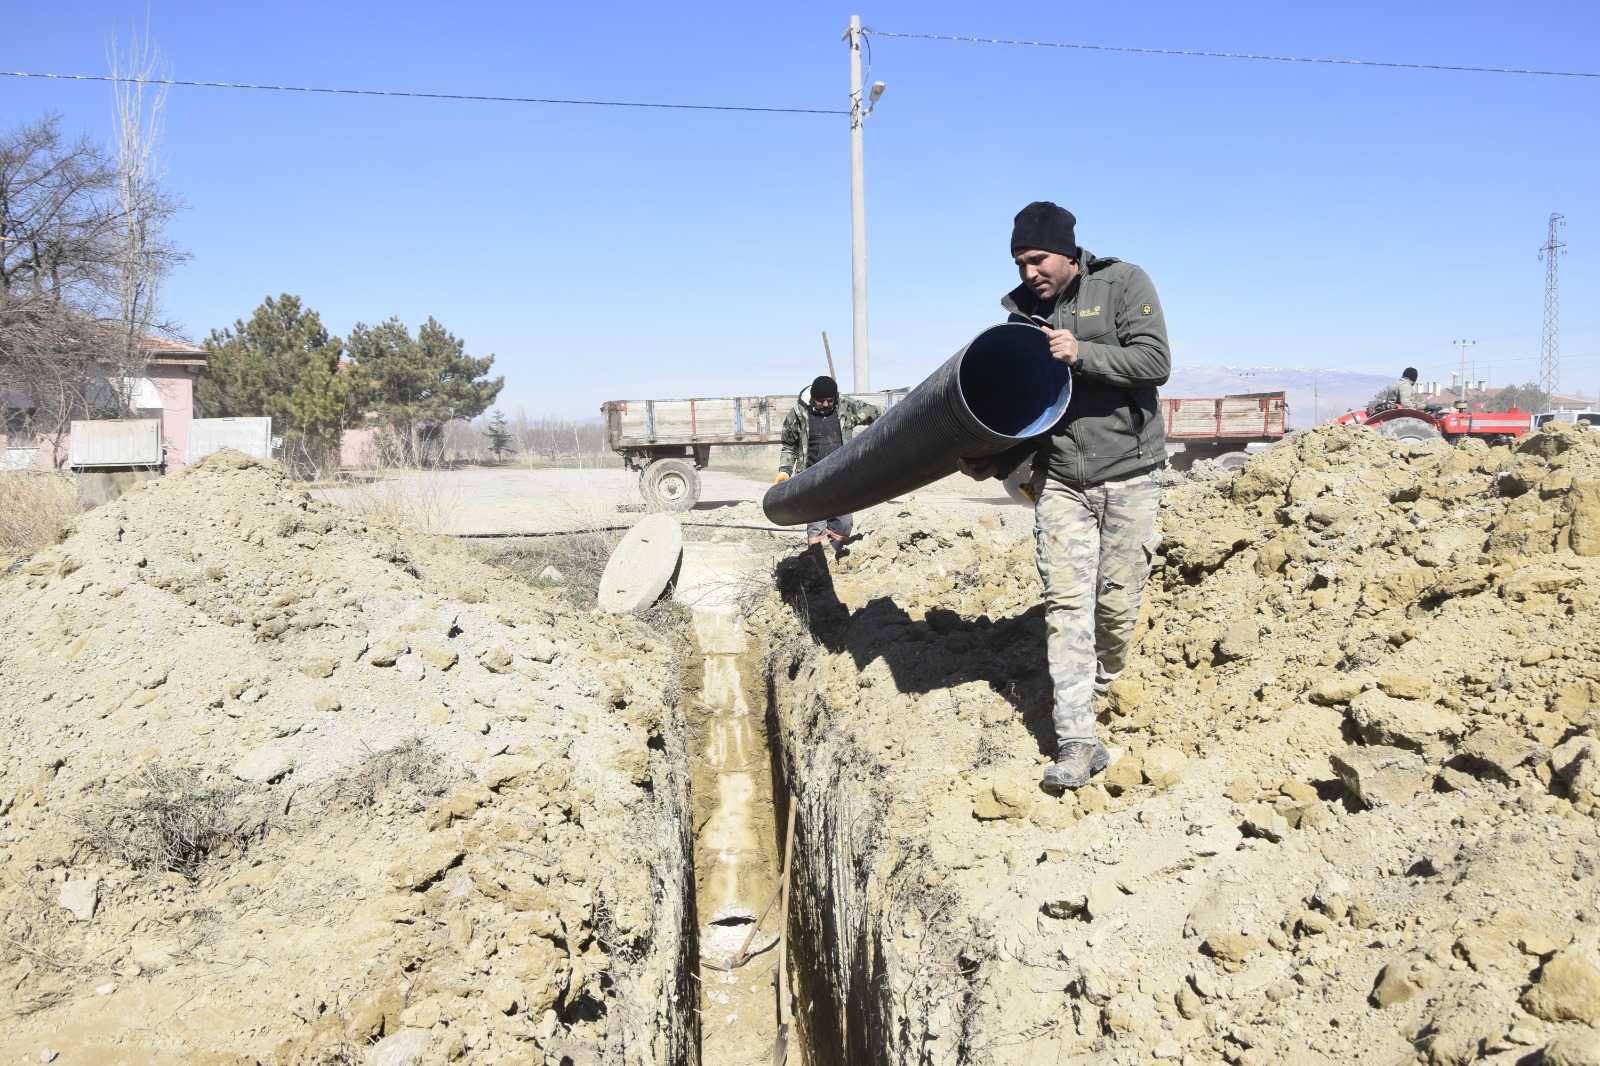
left=1544, top=392, right=1594, bottom=413
left=331, top=359, right=382, bottom=468
left=0, top=333, right=208, bottom=472
left=1415, top=381, right=1592, bottom=414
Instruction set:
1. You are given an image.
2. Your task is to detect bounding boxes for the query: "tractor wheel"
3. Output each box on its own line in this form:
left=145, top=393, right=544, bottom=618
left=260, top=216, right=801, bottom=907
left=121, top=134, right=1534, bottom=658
left=1373, top=417, right=1441, bottom=445
left=1214, top=451, right=1250, bottom=473
left=640, top=458, right=701, bottom=512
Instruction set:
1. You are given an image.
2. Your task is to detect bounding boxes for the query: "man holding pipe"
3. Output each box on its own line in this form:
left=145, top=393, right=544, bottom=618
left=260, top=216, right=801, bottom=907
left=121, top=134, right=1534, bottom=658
left=960, top=202, right=1170, bottom=793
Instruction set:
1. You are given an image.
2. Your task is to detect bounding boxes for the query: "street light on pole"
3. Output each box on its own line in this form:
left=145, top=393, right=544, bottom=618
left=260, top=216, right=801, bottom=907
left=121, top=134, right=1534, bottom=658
left=844, top=15, right=884, bottom=392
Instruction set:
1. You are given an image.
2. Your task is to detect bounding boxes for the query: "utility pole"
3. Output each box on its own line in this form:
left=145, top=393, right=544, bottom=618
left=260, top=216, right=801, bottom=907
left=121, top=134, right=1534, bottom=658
left=1540, top=212, right=1566, bottom=401
left=844, top=16, right=884, bottom=393
left=1454, top=339, right=1476, bottom=410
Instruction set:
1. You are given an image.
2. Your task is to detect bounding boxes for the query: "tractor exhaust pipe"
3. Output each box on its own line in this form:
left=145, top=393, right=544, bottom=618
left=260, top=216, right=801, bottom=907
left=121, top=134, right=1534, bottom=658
left=763, top=323, right=1071, bottom=527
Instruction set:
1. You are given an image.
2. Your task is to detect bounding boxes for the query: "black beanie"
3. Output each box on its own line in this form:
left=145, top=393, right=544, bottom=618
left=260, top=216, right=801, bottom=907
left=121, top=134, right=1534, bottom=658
left=811, top=375, right=839, bottom=400
left=1011, top=201, right=1078, bottom=258
left=1403, top=367, right=1418, bottom=383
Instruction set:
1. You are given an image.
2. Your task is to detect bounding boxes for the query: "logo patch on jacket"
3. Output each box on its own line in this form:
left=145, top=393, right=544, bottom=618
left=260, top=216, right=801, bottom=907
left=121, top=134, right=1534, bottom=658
left=1078, top=305, right=1102, bottom=318
left=1141, top=304, right=1153, bottom=316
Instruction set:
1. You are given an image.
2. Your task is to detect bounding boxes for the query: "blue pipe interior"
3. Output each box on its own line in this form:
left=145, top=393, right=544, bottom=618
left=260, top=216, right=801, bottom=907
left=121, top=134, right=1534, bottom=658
left=956, top=325, right=1073, bottom=439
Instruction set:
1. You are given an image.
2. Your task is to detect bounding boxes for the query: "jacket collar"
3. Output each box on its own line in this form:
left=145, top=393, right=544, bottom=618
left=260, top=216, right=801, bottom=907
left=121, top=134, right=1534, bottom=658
left=1001, top=249, right=1118, bottom=317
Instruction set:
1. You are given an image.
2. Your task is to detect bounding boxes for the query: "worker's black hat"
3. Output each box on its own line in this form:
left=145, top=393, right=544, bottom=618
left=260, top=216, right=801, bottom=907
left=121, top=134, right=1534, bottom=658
left=1403, top=367, right=1418, bottom=383
left=1011, top=201, right=1078, bottom=259
left=811, top=375, right=839, bottom=400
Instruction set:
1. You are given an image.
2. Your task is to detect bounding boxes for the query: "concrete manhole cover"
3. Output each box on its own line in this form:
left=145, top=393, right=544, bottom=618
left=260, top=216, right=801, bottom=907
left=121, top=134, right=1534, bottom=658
left=598, top=513, right=683, bottom=613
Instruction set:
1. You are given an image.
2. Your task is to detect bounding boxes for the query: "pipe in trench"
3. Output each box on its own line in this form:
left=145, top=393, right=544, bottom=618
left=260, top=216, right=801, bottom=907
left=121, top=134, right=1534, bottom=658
left=762, top=323, right=1071, bottom=526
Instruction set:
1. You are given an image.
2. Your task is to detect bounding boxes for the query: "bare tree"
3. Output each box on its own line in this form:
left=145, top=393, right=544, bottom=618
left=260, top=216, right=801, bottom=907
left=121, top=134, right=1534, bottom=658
left=0, top=115, right=124, bottom=464
left=500, top=413, right=612, bottom=466
left=528, top=416, right=556, bottom=461
left=106, top=28, right=182, bottom=407
left=0, top=100, right=183, bottom=465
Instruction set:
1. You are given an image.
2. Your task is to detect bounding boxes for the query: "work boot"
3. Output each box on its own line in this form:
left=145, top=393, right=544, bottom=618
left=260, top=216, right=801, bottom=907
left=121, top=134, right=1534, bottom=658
left=1040, top=740, right=1110, bottom=794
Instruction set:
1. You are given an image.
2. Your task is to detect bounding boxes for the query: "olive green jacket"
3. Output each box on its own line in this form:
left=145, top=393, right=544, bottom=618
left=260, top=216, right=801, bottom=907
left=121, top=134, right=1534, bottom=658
left=996, top=250, right=1171, bottom=487
left=1368, top=378, right=1417, bottom=412
left=778, top=396, right=882, bottom=475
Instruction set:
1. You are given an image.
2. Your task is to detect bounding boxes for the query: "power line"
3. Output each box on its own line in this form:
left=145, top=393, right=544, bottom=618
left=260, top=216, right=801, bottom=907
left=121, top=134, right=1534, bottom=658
left=0, top=70, right=848, bottom=115
left=863, top=29, right=1600, bottom=79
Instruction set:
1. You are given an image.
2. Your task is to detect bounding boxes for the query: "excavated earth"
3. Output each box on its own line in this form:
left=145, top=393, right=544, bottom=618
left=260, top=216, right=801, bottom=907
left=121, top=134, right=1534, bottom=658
left=6, top=423, right=1600, bottom=1066
left=762, top=422, right=1600, bottom=1065
left=0, top=451, right=696, bottom=1064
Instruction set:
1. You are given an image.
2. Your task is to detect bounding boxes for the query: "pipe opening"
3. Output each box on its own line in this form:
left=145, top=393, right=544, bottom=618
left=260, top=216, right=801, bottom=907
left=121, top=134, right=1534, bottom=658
left=956, top=324, right=1072, bottom=438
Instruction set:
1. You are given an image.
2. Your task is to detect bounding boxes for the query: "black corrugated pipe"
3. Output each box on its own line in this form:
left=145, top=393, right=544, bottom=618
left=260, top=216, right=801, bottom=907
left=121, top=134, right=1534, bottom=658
left=763, top=323, right=1071, bottom=526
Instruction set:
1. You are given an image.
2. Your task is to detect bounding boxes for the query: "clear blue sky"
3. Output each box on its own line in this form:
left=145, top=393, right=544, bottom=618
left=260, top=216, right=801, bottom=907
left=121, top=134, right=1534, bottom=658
left=6, top=1, right=1598, bottom=417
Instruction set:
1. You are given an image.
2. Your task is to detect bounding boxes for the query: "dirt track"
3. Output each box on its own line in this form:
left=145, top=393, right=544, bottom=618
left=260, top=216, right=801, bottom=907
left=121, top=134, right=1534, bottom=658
left=311, top=465, right=1018, bottom=536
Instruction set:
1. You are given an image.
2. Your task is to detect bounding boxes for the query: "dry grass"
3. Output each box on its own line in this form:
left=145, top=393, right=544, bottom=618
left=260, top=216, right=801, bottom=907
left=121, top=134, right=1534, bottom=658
left=327, top=465, right=460, bottom=536
left=80, top=764, right=254, bottom=881
left=712, top=457, right=779, bottom=483
left=0, top=471, right=78, bottom=556
left=477, top=531, right=615, bottom=603
left=474, top=491, right=623, bottom=604
left=316, top=737, right=459, bottom=814
left=474, top=528, right=694, bottom=639
left=276, top=1031, right=368, bottom=1066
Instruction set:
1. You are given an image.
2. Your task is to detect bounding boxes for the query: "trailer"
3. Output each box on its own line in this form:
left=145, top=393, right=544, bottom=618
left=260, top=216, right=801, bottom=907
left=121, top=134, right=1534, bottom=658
left=1163, top=391, right=1289, bottom=470
left=601, top=389, right=907, bottom=511
left=995, top=390, right=1291, bottom=500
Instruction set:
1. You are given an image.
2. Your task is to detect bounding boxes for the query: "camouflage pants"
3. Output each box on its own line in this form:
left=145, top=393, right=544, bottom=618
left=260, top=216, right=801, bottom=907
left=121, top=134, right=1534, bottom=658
left=1033, top=469, right=1162, bottom=748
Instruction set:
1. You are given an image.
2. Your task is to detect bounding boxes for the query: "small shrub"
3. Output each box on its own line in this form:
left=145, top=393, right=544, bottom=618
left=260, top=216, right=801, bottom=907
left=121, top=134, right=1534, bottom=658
left=318, top=737, right=457, bottom=813
left=82, top=764, right=251, bottom=880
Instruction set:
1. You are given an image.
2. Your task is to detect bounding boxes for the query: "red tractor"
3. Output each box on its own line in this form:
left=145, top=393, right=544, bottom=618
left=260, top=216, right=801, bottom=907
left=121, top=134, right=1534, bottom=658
left=1337, top=404, right=1532, bottom=445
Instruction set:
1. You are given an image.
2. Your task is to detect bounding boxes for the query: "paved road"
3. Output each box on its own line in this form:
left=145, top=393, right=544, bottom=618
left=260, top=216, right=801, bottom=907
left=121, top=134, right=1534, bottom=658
left=316, top=465, right=1020, bottom=537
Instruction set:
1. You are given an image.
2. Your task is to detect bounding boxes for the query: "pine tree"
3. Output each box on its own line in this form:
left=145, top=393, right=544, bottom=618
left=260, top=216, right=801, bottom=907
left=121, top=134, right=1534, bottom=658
left=345, top=316, right=504, bottom=466
left=484, top=408, right=514, bottom=461
left=198, top=294, right=349, bottom=475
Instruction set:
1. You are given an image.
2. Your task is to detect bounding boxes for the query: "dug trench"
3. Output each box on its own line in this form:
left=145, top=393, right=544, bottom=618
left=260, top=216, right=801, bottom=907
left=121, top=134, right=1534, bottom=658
left=753, top=422, right=1600, bottom=1065
left=5, top=423, right=1600, bottom=1065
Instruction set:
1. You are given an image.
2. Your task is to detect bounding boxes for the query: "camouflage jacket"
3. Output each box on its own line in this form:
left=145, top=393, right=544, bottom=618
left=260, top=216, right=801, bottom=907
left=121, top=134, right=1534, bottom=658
left=1368, top=378, right=1417, bottom=412
left=778, top=396, right=881, bottom=475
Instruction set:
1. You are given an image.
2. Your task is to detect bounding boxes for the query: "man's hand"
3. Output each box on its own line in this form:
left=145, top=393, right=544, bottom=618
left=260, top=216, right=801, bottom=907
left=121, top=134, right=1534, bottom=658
left=1045, top=326, right=1079, bottom=367
left=958, top=457, right=1000, bottom=481
left=773, top=471, right=790, bottom=485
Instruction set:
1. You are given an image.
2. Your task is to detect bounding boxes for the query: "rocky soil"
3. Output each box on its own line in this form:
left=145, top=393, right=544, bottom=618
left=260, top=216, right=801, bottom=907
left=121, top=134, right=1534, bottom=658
left=764, top=422, right=1600, bottom=1065
left=0, top=452, right=695, bottom=1064
left=7, top=422, right=1600, bottom=1066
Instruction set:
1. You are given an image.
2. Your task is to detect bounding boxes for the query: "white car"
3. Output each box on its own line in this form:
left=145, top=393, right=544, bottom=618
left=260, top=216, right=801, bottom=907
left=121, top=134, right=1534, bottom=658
left=1532, top=411, right=1600, bottom=429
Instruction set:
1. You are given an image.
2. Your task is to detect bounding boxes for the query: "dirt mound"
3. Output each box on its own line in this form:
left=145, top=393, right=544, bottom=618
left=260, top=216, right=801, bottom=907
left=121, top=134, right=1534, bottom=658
left=766, top=422, right=1600, bottom=1064
left=0, top=451, right=693, bottom=1063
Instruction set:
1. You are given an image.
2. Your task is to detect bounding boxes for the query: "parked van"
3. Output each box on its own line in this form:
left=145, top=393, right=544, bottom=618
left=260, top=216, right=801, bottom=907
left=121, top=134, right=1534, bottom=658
left=1532, top=411, right=1600, bottom=429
